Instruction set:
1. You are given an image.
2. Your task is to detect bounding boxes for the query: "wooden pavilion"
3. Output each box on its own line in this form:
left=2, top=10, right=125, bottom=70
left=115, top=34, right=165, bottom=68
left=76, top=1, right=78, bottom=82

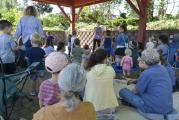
left=33, top=0, right=149, bottom=43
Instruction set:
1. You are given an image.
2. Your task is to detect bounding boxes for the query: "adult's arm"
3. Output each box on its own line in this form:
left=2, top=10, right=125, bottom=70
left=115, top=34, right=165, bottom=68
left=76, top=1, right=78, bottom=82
left=131, top=57, right=133, bottom=67
left=15, top=18, right=22, bottom=38
left=135, top=71, right=150, bottom=95
left=120, top=57, right=124, bottom=66
left=36, top=19, right=45, bottom=39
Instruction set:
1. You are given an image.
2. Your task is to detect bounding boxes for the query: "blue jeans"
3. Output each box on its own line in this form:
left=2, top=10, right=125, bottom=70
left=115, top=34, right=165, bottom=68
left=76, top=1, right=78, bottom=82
left=119, top=88, right=146, bottom=112
left=119, top=88, right=179, bottom=120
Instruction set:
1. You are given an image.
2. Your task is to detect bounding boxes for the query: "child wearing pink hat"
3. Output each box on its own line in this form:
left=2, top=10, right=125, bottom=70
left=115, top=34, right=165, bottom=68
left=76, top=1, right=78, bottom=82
left=38, top=52, right=68, bottom=108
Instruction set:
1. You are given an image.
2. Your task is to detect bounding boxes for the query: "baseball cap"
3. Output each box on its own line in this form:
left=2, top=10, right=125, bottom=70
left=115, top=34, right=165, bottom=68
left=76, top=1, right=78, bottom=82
left=45, top=52, right=68, bottom=73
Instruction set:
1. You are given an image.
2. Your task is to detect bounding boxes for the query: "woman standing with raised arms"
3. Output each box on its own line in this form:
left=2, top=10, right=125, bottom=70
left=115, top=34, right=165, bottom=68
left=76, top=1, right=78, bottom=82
left=15, top=6, right=45, bottom=49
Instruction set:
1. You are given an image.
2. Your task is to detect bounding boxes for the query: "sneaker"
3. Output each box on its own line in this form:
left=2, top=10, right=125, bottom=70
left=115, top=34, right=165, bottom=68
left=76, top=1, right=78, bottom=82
left=30, top=91, right=37, bottom=96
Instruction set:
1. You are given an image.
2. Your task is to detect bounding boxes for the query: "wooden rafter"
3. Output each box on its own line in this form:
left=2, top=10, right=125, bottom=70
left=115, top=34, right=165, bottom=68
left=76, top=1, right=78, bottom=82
left=75, top=7, right=84, bottom=22
left=136, top=0, right=144, bottom=16
left=125, top=0, right=140, bottom=15
left=57, top=5, right=72, bottom=23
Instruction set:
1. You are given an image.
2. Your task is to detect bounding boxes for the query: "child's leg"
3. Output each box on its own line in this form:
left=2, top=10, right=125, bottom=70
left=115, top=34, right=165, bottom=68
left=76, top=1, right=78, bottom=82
left=115, top=55, right=121, bottom=66
left=30, top=71, right=38, bottom=96
left=123, top=70, right=126, bottom=77
left=32, top=80, right=37, bottom=92
left=127, top=71, right=131, bottom=77
left=39, top=70, right=45, bottom=78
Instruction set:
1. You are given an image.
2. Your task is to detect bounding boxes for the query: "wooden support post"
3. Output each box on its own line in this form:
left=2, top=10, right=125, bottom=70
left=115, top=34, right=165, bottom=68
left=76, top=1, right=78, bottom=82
left=137, top=0, right=148, bottom=43
left=71, top=7, right=76, bottom=32
left=125, top=0, right=149, bottom=44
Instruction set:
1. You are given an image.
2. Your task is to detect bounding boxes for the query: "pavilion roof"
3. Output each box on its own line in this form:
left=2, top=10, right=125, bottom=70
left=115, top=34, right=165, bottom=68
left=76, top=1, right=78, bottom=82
left=33, top=0, right=111, bottom=8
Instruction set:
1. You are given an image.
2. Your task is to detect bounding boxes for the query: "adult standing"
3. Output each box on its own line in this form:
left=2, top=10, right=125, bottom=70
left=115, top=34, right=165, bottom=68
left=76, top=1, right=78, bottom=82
left=71, top=30, right=77, bottom=52
left=115, top=23, right=129, bottom=57
left=92, top=23, right=103, bottom=52
left=15, top=6, right=45, bottom=49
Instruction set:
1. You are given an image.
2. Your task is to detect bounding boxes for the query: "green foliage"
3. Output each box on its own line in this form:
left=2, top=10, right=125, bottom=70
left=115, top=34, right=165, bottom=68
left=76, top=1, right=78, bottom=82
left=0, top=8, right=20, bottom=28
left=111, top=17, right=139, bottom=27
left=42, top=13, right=70, bottom=30
left=147, top=19, right=179, bottom=30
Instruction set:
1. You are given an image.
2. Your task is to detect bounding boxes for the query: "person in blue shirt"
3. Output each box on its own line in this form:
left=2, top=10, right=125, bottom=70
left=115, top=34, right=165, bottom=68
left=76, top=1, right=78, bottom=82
left=129, top=41, right=138, bottom=68
left=103, top=30, right=112, bottom=57
left=115, top=23, right=129, bottom=67
left=0, top=20, right=18, bottom=74
left=15, top=6, right=45, bottom=49
left=157, top=35, right=169, bottom=62
left=26, top=32, right=45, bottom=96
left=160, top=57, right=176, bottom=90
left=46, top=32, right=54, bottom=42
left=115, top=23, right=129, bottom=57
left=119, top=49, right=173, bottom=119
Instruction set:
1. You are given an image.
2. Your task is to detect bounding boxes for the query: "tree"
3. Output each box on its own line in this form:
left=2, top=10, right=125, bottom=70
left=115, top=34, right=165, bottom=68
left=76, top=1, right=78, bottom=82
left=148, top=0, right=154, bottom=21
left=157, top=0, right=167, bottom=17
left=0, top=0, right=18, bottom=9
left=35, top=3, right=53, bottom=15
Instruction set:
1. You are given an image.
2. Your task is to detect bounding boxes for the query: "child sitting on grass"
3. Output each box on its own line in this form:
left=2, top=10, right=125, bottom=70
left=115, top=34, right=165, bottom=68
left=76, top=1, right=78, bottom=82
left=0, top=20, right=18, bottom=74
left=72, top=38, right=84, bottom=64
left=121, top=49, right=133, bottom=78
left=26, top=32, right=45, bottom=96
left=38, top=52, right=68, bottom=108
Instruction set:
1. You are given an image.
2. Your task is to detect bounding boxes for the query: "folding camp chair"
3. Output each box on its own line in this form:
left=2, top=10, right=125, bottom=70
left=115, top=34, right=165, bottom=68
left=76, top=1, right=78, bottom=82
left=0, top=62, right=40, bottom=120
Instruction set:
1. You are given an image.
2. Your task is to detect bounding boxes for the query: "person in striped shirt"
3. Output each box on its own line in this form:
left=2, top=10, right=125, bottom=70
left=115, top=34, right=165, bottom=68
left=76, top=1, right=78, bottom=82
left=38, top=52, right=68, bottom=108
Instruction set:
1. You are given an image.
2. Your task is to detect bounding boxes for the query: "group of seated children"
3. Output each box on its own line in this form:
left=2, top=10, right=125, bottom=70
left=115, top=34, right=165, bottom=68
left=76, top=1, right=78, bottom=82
left=1, top=19, right=177, bottom=120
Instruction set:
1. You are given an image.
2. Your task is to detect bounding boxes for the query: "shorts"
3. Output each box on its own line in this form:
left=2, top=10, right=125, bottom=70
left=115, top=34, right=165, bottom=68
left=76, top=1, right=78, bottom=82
left=104, top=48, right=111, bottom=57
left=115, top=48, right=126, bottom=56
left=30, top=70, right=45, bottom=81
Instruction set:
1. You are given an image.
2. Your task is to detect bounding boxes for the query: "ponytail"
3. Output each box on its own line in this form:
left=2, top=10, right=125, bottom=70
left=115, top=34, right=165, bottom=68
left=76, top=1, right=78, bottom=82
left=63, top=91, right=80, bottom=112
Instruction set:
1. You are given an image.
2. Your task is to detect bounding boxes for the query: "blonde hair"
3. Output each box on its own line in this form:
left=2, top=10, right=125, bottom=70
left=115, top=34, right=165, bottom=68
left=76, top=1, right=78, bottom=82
left=23, top=6, right=38, bottom=17
left=125, top=48, right=132, bottom=56
left=30, top=32, right=42, bottom=45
